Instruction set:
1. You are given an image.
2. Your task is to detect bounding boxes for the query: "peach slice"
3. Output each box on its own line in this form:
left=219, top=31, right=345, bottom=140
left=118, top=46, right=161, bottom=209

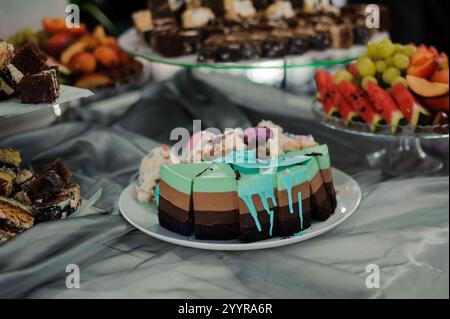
left=407, top=59, right=438, bottom=78
left=407, top=75, right=449, bottom=98
left=74, top=73, right=112, bottom=89
left=431, top=70, right=449, bottom=84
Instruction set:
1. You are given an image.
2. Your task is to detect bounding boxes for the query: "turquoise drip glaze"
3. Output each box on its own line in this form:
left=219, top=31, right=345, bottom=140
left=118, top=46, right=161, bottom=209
left=155, top=183, right=160, bottom=207
left=297, top=191, right=303, bottom=229
left=238, top=174, right=277, bottom=236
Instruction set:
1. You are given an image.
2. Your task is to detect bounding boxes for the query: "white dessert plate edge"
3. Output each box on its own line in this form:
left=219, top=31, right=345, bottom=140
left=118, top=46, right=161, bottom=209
left=119, top=168, right=361, bottom=251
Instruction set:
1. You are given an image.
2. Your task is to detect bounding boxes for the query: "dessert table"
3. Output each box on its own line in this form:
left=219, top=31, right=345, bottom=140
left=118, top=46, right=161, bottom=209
left=0, top=71, right=448, bottom=299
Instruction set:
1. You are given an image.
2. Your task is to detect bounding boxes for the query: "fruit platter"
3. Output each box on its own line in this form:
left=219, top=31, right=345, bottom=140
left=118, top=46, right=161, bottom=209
left=313, top=39, right=449, bottom=175
left=8, top=19, right=144, bottom=90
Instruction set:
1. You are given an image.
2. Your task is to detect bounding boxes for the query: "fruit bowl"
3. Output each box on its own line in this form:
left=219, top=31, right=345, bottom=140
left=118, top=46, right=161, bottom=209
left=312, top=100, right=449, bottom=138
left=312, top=100, right=448, bottom=176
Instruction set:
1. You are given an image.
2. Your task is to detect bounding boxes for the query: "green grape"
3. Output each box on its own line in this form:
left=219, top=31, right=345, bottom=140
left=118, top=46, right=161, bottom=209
left=402, top=45, right=417, bottom=57
left=377, top=39, right=396, bottom=58
left=334, top=70, right=353, bottom=84
left=385, top=56, right=394, bottom=67
left=356, top=57, right=376, bottom=77
left=382, top=67, right=401, bottom=85
left=375, top=60, right=387, bottom=73
left=367, top=43, right=378, bottom=57
left=362, top=76, right=378, bottom=90
left=391, top=76, right=408, bottom=88
left=394, top=44, right=403, bottom=53
left=392, top=53, right=410, bottom=70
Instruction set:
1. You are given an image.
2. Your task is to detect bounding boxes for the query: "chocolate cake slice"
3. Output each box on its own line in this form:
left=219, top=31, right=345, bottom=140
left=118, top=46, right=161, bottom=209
left=193, top=163, right=239, bottom=240
left=158, top=163, right=212, bottom=236
left=11, top=42, right=46, bottom=76
left=34, top=183, right=81, bottom=224
left=18, top=68, right=60, bottom=104
left=16, top=159, right=71, bottom=204
left=0, top=196, right=34, bottom=234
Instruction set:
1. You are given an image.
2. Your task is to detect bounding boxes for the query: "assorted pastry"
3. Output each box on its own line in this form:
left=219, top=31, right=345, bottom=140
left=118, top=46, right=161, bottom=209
left=8, top=21, right=143, bottom=89
left=0, top=40, right=60, bottom=104
left=132, top=0, right=387, bottom=63
left=315, top=39, right=449, bottom=133
left=0, top=149, right=81, bottom=243
left=136, top=121, right=337, bottom=243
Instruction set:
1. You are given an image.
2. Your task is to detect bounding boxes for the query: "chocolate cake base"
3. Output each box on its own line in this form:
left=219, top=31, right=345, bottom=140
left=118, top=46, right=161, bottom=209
left=158, top=196, right=194, bottom=236
left=158, top=210, right=194, bottom=236
left=277, top=199, right=312, bottom=237
left=194, top=210, right=240, bottom=240
left=325, top=182, right=337, bottom=213
left=195, top=223, right=239, bottom=240
left=310, top=184, right=333, bottom=222
left=239, top=211, right=277, bottom=243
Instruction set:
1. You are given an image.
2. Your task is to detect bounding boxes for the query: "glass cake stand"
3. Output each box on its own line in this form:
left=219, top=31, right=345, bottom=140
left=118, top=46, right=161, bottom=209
left=312, top=101, right=449, bottom=176
left=118, top=28, right=366, bottom=90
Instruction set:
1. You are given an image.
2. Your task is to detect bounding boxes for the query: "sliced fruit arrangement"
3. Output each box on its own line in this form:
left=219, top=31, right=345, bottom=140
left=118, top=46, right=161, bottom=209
left=8, top=19, right=142, bottom=89
left=315, top=39, right=449, bottom=134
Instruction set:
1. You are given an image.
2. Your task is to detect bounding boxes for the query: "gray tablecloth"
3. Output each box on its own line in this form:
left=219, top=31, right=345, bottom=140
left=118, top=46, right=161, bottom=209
left=0, top=71, right=448, bottom=299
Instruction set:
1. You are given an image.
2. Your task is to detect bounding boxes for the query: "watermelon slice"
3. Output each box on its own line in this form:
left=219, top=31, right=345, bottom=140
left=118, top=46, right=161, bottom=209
left=329, top=84, right=361, bottom=124
left=366, top=82, right=407, bottom=134
left=315, top=70, right=339, bottom=116
left=390, top=83, right=431, bottom=129
left=337, top=80, right=385, bottom=132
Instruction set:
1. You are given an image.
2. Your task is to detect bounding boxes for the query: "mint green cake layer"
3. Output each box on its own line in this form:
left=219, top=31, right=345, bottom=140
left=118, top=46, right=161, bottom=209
left=300, top=158, right=320, bottom=181
left=160, top=163, right=212, bottom=195
left=193, top=163, right=237, bottom=193
left=276, top=165, right=309, bottom=191
left=287, top=144, right=331, bottom=170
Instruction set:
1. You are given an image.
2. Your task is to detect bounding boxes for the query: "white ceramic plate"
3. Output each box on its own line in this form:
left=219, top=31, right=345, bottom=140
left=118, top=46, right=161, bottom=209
left=119, top=168, right=361, bottom=251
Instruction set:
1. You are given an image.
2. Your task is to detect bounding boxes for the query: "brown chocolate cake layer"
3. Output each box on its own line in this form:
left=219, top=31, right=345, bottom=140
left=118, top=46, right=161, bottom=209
left=239, top=210, right=277, bottom=243
left=193, top=190, right=240, bottom=240
left=278, top=199, right=312, bottom=236
left=321, top=168, right=337, bottom=213
left=310, top=173, right=333, bottom=221
left=158, top=207, right=194, bottom=236
left=158, top=195, right=191, bottom=224
left=159, top=179, right=191, bottom=213
left=277, top=182, right=312, bottom=236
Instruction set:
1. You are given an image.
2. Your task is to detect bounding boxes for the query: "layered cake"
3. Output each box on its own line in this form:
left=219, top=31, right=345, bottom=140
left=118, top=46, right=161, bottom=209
left=158, top=163, right=212, bottom=236
left=137, top=121, right=338, bottom=243
left=133, top=0, right=383, bottom=62
left=0, top=149, right=82, bottom=244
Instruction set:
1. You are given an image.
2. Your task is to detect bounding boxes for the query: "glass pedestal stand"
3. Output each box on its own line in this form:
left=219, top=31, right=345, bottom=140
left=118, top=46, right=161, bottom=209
left=367, top=136, right=445, bottom=176
left=312, top=101, right=449, bottom=177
